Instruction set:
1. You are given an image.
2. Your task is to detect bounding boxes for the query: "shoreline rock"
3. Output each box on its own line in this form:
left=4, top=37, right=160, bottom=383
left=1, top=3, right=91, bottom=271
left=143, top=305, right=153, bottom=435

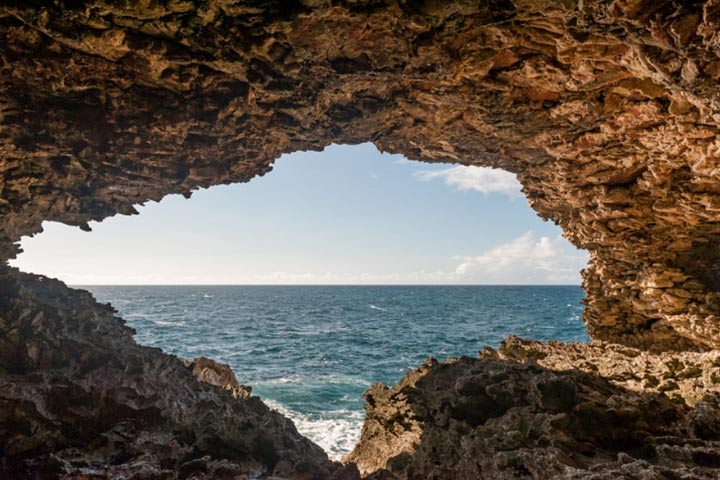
left=347, top=355, right=720, bottom=479
left=2, top=1, right=720, bottom=477
left=183, top=357, right=253, bottom=400
left=0, top=268, right=340, bottom=479
left=1, top=267, right=719, bottom=479
left=484, top=336, right=720, bottom=406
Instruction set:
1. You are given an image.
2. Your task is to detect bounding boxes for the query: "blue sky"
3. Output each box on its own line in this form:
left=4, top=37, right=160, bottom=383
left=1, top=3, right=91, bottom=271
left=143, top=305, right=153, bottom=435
left=11, top=143, right=588, bottom=285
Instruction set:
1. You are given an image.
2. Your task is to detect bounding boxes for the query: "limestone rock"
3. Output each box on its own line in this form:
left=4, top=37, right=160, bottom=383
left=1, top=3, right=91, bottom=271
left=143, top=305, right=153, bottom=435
left=1, top=1, right=720, bottom=349
left=2, top=1, right=720, bottom=478
left=488, top=336, right=720, bottom=405
left=346, top=355, right=720, bottom=479
left=184, top=356, right=253, bottom=399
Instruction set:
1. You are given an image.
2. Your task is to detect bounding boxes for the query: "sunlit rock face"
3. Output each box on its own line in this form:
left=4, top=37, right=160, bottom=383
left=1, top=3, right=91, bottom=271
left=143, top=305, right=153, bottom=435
left=2, top=0, right=720, bottom=478
left=1, top=0, right=720, bottom=350
left=346, top=356, right=720, bottom=480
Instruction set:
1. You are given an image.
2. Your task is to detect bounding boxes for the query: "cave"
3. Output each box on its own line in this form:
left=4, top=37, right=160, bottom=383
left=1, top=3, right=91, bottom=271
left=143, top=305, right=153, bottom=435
left=2, top=1, right=720, bottom=479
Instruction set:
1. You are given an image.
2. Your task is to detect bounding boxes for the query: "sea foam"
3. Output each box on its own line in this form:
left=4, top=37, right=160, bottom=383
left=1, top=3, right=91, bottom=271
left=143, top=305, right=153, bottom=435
left=264, top=399, right=363, bottom=460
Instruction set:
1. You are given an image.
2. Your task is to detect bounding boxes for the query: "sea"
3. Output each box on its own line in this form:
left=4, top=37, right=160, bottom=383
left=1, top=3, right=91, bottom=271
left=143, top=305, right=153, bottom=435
left=82, top=285, right=588, bottom=460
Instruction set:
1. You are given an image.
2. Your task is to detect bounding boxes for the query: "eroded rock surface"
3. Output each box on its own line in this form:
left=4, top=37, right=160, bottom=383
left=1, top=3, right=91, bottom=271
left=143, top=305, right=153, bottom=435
left=1, top=0, right=720, bottom=349
left=184, top=356, right=253, bottom=400
left=347, top=356, right=720, bottom=479
left=485, top=336, right=720, bottom=405
left=3, top=1, right=720, bottom=479
left=0, top=267, right=339, bottom=479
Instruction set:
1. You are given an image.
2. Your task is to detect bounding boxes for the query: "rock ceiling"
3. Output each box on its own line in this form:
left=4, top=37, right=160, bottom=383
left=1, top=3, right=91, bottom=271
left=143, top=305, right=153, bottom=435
left=3, top=1, right=720, bottom=478
left=3, top=1, right=720, bottom=350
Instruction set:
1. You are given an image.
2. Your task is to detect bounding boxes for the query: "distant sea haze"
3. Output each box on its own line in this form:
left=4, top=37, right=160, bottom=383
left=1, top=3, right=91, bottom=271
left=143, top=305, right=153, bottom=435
left=83, top=285, right=588, bottom=459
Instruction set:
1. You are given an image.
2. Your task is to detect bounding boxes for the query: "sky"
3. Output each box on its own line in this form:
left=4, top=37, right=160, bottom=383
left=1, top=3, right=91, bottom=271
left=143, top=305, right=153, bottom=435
left=10, top=143, right=589, bottom=285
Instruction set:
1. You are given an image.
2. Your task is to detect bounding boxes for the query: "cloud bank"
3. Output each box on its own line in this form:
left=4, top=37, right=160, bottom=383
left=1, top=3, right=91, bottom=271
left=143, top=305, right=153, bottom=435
left=235, top=232, right=587, bottom=285
left=40, top=232, right=587, bottom=285
left=453, top=231, right=588, bottom=284
left=414, top=165, right=522, bottom=197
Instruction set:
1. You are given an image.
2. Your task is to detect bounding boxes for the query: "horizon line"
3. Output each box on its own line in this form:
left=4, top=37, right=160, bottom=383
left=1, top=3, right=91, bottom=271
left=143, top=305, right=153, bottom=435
left=71, top=283, right=582, bottom=287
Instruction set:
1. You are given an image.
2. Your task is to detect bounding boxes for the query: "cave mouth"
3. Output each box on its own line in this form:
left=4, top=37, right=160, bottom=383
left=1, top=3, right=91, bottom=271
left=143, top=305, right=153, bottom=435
left=4, top=1, right=720, bottom=476
left=10, top=143, right=589, bottom=458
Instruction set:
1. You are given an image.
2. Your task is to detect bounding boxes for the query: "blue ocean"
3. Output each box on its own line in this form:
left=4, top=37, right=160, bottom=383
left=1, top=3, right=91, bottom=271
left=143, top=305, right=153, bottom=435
left=83, top=285, right=588, bottom=459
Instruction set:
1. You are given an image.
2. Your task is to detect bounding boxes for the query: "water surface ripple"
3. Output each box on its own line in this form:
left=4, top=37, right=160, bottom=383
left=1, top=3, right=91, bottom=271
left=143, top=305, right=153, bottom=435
left=84, top=285, right=588, bottom=459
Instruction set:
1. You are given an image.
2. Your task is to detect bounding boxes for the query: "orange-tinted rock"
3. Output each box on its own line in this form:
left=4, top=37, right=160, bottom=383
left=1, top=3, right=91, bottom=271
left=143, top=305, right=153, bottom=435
left=489, top=336, right=720, bottom=405
left=184, top=357, right=253, bottom=399
left=1, top=1, right=719, bottom=349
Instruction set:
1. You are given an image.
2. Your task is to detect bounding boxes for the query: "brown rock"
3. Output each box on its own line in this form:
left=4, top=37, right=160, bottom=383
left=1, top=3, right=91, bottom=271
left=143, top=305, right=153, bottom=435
left=493, top=336, right=720, bottom=406
left=0, top=1, right=719, bottom=350
left=184, top=357, right=252, bottom=399
left=347, top=355, right=720, bottom=479
left=2, top=2, right=720, bottom=478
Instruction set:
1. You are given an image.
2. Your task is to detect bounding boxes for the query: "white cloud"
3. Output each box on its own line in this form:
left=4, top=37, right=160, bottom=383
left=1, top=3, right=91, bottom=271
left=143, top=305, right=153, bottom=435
left=453, top=231, right=588, bottom=284
left=13, top=224, right=586, bottom=286
left=414, top=165, right=522, bottom=197
left=246, top=233, right=587, bottom=285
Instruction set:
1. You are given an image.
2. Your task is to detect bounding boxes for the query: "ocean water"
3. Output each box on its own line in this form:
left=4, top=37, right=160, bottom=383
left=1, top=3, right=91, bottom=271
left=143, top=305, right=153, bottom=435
left=82, top=285, right=588, bottom=459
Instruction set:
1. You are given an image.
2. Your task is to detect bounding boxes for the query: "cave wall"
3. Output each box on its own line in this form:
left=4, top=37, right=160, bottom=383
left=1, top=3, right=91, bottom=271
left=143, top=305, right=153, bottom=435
left=2, top=0, right=720, bottom=350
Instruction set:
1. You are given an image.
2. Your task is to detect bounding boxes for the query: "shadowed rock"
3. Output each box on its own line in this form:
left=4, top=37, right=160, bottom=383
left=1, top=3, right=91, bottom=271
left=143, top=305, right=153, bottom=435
left=1, top=1, right=720, bottom=349
left=347, top=356, right=720, bottom=479
left=0, top=267, right=338, bottom=479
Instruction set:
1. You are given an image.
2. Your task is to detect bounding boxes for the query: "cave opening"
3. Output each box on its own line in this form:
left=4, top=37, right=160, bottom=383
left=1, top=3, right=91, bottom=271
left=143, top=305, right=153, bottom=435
left=5, top=1, right=720, bottom=476
left=9, top=143, right=589, bottom=458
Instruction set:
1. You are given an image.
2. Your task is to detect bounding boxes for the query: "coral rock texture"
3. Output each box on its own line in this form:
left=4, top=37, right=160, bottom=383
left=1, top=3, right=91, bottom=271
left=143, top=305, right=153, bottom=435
left=184, top=356, right=253, bottom=399
left=347, top=356, right=720, bottom=479
left=486, top=336, right=720, bottom=405
left=3, top=0, right=720, bottom=478
left=1, top=0, right=720, bottom=349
